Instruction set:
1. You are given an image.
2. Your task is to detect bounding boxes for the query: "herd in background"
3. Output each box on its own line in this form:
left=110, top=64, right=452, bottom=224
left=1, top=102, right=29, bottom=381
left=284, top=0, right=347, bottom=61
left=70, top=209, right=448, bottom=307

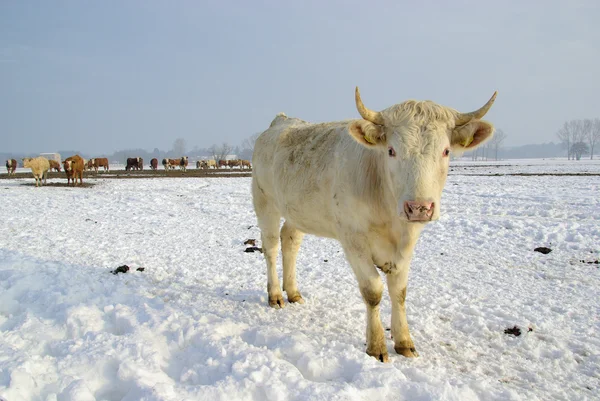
left=4, top=155, right=252, bottom=187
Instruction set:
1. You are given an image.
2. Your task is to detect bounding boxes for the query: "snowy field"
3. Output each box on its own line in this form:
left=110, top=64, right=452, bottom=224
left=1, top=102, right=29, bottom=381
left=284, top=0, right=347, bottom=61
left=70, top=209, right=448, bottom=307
left=0, top=160, right=599, bottom=401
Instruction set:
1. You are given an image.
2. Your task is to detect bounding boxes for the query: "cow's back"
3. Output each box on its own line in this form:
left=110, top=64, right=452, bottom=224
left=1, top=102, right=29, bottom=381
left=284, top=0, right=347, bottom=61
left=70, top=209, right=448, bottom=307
left=253, top=114, right=354, bottom=237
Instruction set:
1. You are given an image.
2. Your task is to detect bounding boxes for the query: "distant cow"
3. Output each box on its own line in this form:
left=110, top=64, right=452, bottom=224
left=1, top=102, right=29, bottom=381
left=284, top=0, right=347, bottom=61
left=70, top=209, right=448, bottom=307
left=5, top=159, right=17, bottom=176
left=48, top=159, right=61, bottom=172
left=23, top=157, right=50, bottom=187
left=162, top=158, right=170, bottom=170
left=241, top=160, right=251, bottom=169
left=150, top=158, right=158, bottom=170
left=96, top=158, right=109, bottom=172
left=252, top=87, right=496, bottom=362
left=64, top=155, right=85, bottom=185
left=179, top=156, right=188, bottom=172
left=126, top=157, right=143, bottom=171
left=196, top=160, right=203, bottom=169
left=88, top=158, right=109, bottom=173
left=227, top=159, right=241, bottom=169
left=166, top=158, right=187, bottom=171
left=218, top=160, right=228, bottom=168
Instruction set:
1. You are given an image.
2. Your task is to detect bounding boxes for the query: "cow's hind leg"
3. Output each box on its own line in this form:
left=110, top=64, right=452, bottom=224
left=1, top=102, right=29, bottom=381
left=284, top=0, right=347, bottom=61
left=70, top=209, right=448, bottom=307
left=281, top=222, right=304, bottom=304
left=252, top=179, right=285, bottom=308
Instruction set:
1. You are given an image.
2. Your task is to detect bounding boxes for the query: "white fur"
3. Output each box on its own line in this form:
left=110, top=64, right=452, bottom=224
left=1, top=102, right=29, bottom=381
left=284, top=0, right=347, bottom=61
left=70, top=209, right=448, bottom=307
left=22, top=157, right=50, bottom=187
left=252, top=94, right=494, bottom=361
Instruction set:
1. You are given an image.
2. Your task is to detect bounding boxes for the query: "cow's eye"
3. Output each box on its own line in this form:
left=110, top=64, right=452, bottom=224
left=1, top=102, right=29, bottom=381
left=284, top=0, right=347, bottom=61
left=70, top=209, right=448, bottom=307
left=443, top=148, right=450, bottom=157
left=388, top=147, right=396, bottom=157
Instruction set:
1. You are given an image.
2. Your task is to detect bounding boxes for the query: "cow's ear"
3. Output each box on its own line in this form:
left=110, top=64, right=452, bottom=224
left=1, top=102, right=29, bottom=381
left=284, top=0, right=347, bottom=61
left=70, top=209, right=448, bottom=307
left=451, top=120, right=494, bottom=152
left=348, top=120, right=386, bottom=148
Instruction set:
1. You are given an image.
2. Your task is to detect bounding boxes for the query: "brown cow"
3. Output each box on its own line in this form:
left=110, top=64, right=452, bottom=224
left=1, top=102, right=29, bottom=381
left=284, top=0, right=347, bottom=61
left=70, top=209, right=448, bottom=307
left=218, top=160, right=228, bottom=168
left=180, top=156, right=188, bottom=172
left=48, top=159, right=61, bottom=172
left=63, top=155, right=85, bottom=186
left=88, top=158, right=109, bottom=173
left=126, top=157, right=143, bottom=171
left=96, top=158, right=109, bottom=172
left=167, top=157, right=187, bottom=171
left=162, top=158, right=171, bottom=170
left=227, top=159, right=241, bottom=169
left=5, top=159, right=17, bottom=176
left=241, top=160, right=251, bottom=169
left=150, top=158, right=158, bottom=170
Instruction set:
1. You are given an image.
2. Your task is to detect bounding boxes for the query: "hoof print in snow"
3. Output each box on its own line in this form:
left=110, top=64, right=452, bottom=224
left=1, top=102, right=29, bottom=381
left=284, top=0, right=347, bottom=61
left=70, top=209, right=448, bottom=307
left=244, top=238, right=256, bottom=246
left=534, top=247, right=552, bottom=254
left=136, top=267, right=145, bottom=272
left=112, top=265, right=130, bottom=275
left=244, top=246, right=263, bottom=253
left=504, top=325, right=522, bottom=336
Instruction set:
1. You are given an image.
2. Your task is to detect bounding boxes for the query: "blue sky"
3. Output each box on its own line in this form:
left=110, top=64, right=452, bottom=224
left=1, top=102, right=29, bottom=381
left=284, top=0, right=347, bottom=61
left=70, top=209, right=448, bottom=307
left=1, top=1, right=598, bottom=154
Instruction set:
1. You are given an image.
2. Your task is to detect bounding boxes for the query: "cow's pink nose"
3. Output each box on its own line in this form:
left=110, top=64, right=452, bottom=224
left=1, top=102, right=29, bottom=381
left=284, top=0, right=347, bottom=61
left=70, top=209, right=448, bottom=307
left=404, top=201, right=434, bottom=221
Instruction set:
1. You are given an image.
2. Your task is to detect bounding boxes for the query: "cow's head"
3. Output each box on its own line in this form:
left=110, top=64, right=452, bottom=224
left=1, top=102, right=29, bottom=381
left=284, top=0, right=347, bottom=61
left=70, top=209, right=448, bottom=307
left=64, top=160, right=73, bottom=172
left=349, top=87, right=496, bottom=222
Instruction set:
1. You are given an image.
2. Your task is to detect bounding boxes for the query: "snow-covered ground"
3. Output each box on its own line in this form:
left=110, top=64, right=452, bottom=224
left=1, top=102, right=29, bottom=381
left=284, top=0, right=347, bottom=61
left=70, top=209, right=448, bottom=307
left=0, top=160, right=598, bottom=401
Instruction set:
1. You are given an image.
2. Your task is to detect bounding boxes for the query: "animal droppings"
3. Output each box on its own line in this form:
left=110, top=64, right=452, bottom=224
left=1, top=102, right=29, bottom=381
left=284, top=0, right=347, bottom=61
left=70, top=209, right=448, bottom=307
left=534, top=247, right=552, bottom=254
left=244, top=246, right=263, bottom=253
left=504, top=326, right=522, bottom=336
left=112, top=265, right=130, bottom=275
left=136, top=267, right=145, bottom=272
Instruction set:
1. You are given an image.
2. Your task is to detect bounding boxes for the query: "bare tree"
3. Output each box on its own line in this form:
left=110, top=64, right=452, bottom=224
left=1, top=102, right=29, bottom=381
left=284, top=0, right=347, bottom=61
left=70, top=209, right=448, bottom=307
left=209, top=142, right=233, bottom=162
left=589, top=118, right=600, bottom=159
left=488, top=129, right=507, bottom=160
left=571, top=142, right=589, bottom=160
left=557, top=120, right=580, bottom=160
left=172, top=138, right=187, bottom=156
left=578, top=119, right=591, bottom=146
left=242, top=133, right=260, bottom=153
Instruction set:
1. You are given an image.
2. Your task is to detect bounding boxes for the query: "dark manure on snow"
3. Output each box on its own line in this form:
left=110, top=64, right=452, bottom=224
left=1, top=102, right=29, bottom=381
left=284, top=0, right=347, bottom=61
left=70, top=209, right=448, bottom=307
left=504, top=326, right=522, bottom=336
left=111, top=265, right=130, bottom=275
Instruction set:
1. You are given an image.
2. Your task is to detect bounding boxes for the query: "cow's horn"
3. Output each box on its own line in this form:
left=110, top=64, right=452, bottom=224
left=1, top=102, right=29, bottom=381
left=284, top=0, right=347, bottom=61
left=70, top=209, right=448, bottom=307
left=455, top=91, right=497, bottom=126
left=355, top=87, right=384, bottom=125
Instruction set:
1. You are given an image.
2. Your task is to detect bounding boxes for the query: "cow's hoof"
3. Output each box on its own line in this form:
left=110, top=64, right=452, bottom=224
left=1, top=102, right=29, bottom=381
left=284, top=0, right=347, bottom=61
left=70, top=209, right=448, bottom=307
left=367, top=349, right=389, bottom=363
left=287, top=294, right=304, bottom=304
left=395, top=346, right=419, bottom=358
left=268, top=294, right=285, bottom=309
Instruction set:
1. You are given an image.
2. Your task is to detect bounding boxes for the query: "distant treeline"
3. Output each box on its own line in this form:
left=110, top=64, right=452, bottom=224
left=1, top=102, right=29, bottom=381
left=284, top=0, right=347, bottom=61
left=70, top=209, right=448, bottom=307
left=2, top=142, right=598, bottom=166
left=462, top=142, right=598, bottom=160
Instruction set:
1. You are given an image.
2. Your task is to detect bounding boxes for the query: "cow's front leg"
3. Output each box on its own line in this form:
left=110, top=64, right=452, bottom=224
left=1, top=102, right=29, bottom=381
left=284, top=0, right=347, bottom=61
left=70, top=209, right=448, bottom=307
left=387, top=268, right=418, bottom=357
left=343, top=245, right=388, bottom=362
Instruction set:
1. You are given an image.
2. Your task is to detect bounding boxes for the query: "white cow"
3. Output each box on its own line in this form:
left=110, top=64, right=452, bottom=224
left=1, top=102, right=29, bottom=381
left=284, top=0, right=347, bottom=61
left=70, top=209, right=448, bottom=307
left=252, top=87, right=496, bottom=362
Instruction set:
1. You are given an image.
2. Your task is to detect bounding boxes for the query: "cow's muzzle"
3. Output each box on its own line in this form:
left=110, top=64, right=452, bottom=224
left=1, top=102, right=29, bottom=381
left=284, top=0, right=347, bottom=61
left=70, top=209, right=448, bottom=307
left=404, top=201, right=434, bottom=222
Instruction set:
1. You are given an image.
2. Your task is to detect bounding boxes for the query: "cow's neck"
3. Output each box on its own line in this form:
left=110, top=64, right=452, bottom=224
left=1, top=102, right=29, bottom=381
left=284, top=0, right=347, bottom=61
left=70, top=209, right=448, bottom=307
left=348, top=145, right=397, bottom=225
